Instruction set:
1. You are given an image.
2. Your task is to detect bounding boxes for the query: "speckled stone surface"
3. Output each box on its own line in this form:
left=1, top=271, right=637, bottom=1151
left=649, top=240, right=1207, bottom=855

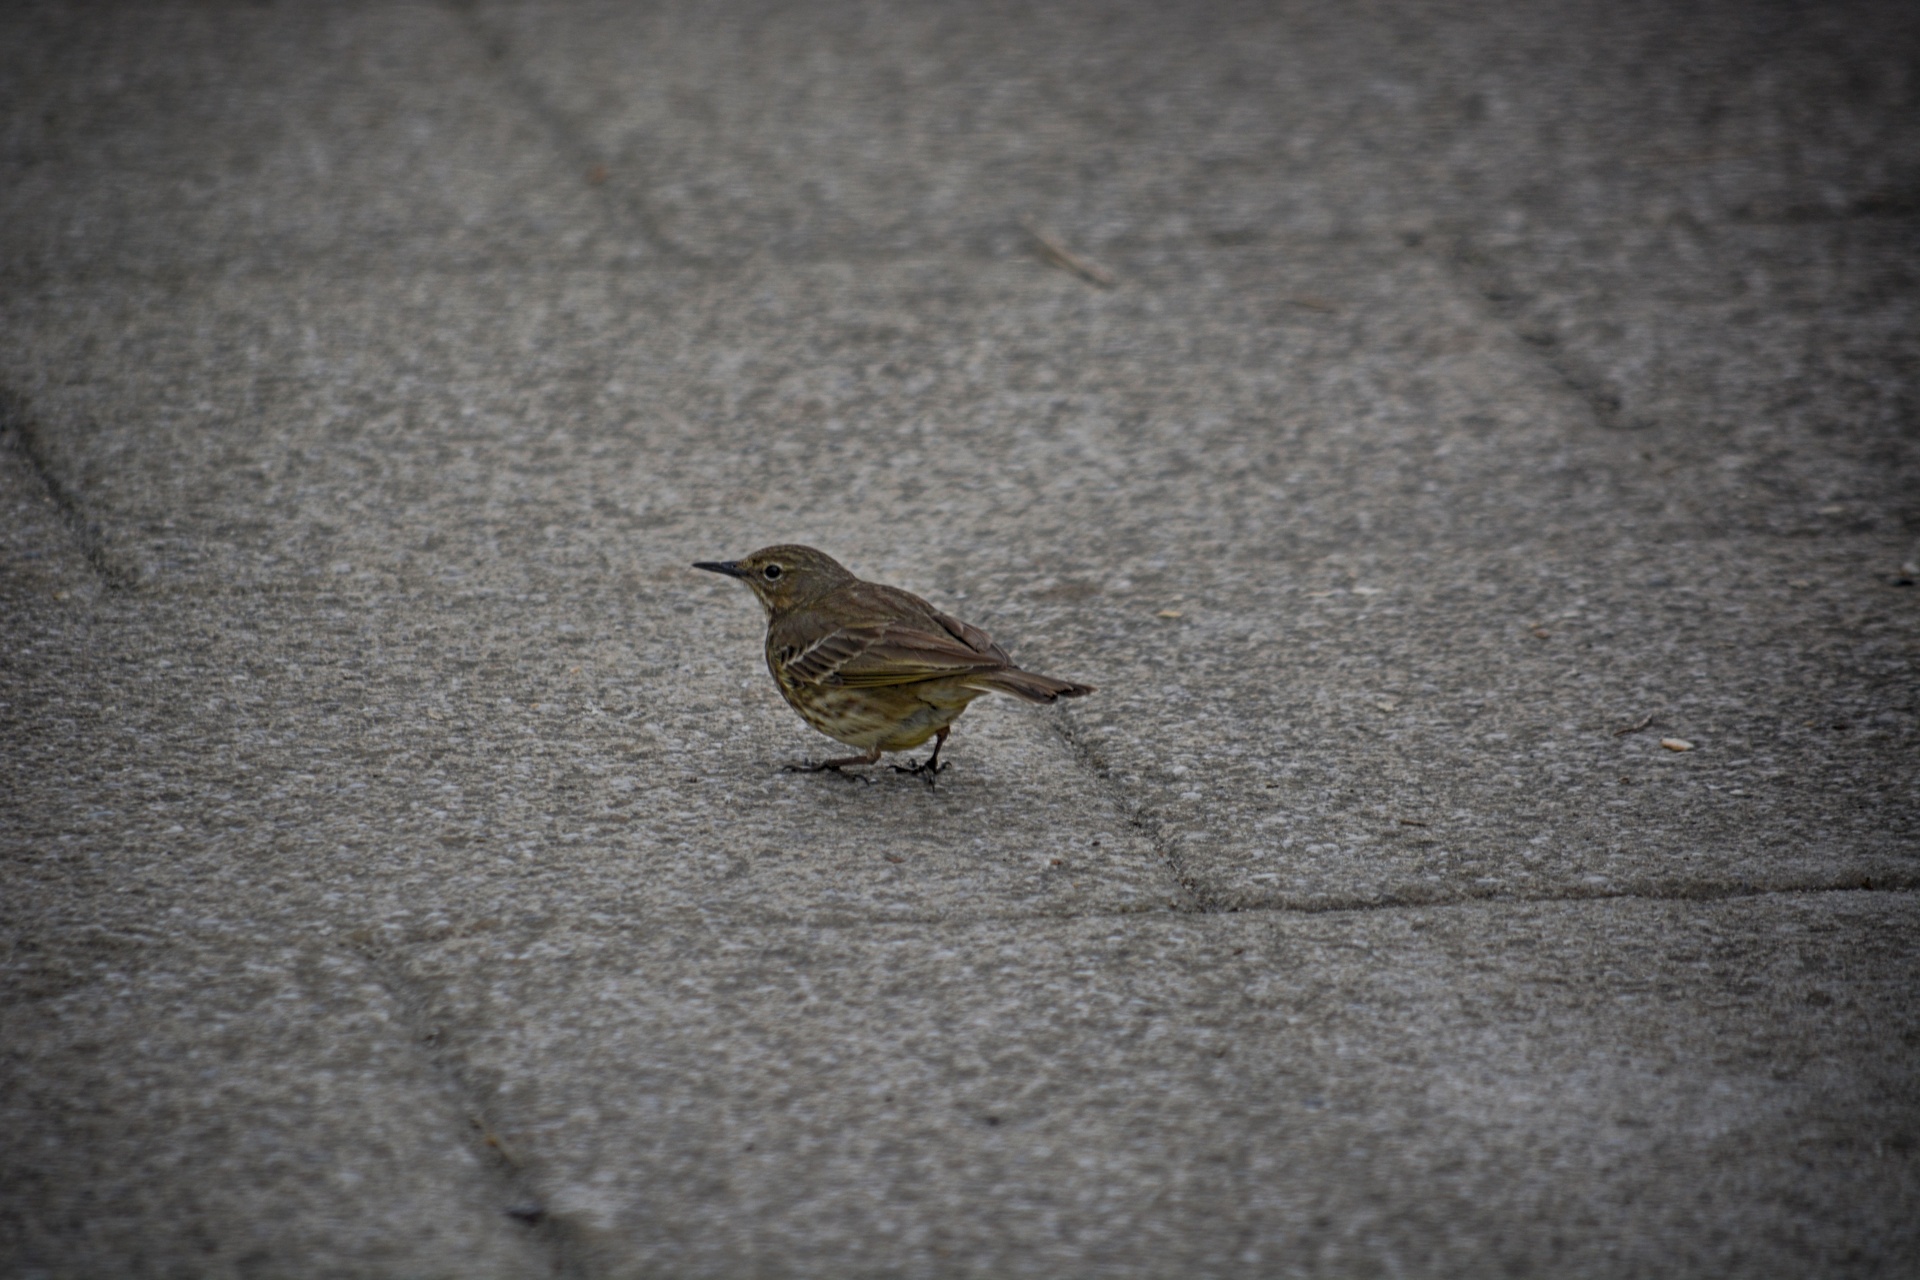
left=1, top=923, right=555, bottom=1279
left=4, top=0, right=1916, bottom=1275
left=7, top=254, right=1911, bottom=915
left=398, top=894, right=1920, bottom=1277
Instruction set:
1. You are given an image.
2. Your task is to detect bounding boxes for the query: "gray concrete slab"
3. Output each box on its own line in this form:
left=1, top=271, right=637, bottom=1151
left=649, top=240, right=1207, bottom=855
left=392, top=892, right=1920, bottom=1277
left=469, top=0, right=1918, bottom=257
left=1, top=925, right=554, bottom=1279
left=1, top=588, right=1179, bottom=934
left=0, top=0, right=625, bottom=282
left=3, top=0, right=1916, bottom=1275
left=1, top=450, right=552, bottom=1278
left=6, top=251, right=1910, bottom=915
left=10, top=248, right=1614, bottom=589
left=1462, top=216, right=1920, bottom=533
left=1055, top=535, right=1918, bottom=908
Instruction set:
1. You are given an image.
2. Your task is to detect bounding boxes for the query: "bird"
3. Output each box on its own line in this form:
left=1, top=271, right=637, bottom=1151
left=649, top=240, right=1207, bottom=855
left=693, top=545, right=1095, bottom=780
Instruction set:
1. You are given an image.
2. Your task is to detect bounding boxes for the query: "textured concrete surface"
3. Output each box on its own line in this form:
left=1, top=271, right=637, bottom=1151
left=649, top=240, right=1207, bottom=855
left=403, top=895, right=1920, bottom=1277
left=3, top=0, right=1916, bottom=1276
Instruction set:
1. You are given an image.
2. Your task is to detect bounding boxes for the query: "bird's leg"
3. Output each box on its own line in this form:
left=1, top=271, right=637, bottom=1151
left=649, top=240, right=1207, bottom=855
left=784, top=745, right=883, bottom=778
left=892, top=727, right=950, bottom=785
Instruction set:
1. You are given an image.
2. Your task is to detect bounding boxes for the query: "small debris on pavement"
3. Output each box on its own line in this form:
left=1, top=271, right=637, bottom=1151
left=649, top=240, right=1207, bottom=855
left=471, top=1116, right=518, bottom=1166
left=1157, top=609, right=1183, bottom=618
left=1021, top=216, right=1118, bottom=288
left=1659, top=737, right=1695, bottom=752
left=1613, top=712, right=1658, bottom=736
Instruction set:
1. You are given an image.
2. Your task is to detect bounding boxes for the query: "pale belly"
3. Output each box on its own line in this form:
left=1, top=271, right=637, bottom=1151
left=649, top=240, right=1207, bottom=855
left=771, top=672, right=982, bottom=753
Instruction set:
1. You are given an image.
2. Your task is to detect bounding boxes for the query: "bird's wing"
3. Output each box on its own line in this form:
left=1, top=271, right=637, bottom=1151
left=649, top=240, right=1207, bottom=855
left=925, top=606, right=1012, bottom=664
left=776, top=618, right=1008, bottom=688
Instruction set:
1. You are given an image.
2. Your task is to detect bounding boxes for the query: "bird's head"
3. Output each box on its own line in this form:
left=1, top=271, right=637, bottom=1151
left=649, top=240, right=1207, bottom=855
left=693, top=544, right=856, bottom=614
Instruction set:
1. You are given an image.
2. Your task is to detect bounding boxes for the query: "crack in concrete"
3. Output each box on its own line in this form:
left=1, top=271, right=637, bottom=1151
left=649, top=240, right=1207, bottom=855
left=1032, top=700, right=1914, bottom=923
left=1046, top=704, right=1218, bottom=914
left=1430, top=237, right=1651, bottom=437
left=443, top=0, right=694, bottom=269
left=345, top=935, right=594, bottom=1280
left=1202, top=875, right=1920, bottom=917
left=344, top=880, right=1920, bottom=950
left=0, top=388, right=133, bottom=590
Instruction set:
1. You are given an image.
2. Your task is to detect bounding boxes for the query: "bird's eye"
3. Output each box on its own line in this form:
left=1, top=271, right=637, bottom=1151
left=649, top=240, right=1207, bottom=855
left=763, top=564, right=782, bottom=580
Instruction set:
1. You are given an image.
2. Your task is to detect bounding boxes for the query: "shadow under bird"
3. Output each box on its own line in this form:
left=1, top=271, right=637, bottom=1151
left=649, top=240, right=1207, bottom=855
left=694, top=545, right=1095, bottom=780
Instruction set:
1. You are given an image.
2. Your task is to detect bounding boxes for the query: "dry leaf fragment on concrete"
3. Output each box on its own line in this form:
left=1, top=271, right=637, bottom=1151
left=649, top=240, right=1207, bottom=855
left=1021, top=217, right=1117, bottom=288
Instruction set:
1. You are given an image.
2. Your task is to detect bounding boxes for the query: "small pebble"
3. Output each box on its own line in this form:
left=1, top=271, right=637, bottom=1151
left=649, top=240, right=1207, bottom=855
left=1659, top=738, right=1694, bottom=752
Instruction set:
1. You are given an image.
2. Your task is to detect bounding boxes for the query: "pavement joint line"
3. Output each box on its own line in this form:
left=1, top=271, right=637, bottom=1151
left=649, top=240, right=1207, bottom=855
left=0, top=219, right=1743, bottom=293
left=0, top=388, right=133, bottom=590
left=1020, top=664, right=1913, bottom=922
left=35, top=881, right=1917, bottom=961
left=332, top=881, right=1920, bottom=948
left=1046, top=703, right=1218, bottom=915
left=442, top=0, right=692, bottom=268
left=1435, top=236, right=1641, bottom=435
left=343, top=934, right=592, bottom=1278
left=1200, top=878, right=1920, bottom=918
left=0, top=216, right=1515, bottom=294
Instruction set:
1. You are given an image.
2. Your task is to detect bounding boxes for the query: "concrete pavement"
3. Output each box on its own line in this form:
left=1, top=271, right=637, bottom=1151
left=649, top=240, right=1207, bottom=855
left=3, top=1, right=1916, bottom=1275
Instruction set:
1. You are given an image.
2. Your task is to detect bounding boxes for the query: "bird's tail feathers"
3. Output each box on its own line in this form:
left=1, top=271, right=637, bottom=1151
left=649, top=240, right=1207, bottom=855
left=965, top=668, right=1096, bottom=704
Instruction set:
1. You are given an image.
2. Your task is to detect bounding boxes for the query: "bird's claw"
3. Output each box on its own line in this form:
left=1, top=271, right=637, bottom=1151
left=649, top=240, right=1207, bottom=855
left=783, top=761, right=874, bottom=783
left=891, top=756, right=948, bottom=787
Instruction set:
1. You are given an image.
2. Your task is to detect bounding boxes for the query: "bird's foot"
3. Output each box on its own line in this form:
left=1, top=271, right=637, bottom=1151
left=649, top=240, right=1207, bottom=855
left=782, top=760, right=875, bottom=783
left=891, top=754, right=948, bottom=787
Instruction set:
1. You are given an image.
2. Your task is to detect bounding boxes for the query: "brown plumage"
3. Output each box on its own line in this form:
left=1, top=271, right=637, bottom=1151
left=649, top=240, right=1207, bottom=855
left=693, top=545, right=1095, bottom=779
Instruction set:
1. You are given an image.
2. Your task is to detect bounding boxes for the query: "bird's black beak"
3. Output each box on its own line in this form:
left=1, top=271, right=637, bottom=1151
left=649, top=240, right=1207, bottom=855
left=693, top=560, right=748, bottom=579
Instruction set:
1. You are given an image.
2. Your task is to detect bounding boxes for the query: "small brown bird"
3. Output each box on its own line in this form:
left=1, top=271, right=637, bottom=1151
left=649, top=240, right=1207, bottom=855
left=694, top=545, right=1095, bottom=779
